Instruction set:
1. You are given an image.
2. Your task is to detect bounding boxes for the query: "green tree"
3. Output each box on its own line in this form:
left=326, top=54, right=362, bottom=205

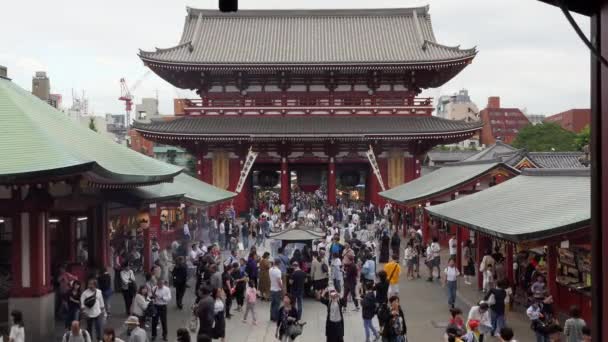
left=575, top=125, right=590, bottom=151
left=512, top=123, right=577, bottom=151
left=88, top=117, right=98, bottom=132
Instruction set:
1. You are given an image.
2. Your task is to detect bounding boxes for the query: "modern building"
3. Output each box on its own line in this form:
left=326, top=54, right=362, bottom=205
left=436, top=89, right=479, bottom=122
left=47, top=93, right=62, bottom=109
left=479, top=96, right=530, bottom=145
left=544, top=108, right=590, bottom=133
left=105, top=113, right=128, bottom=144
left=525, top=113, right=546, bottom=125
left=135, top=97, right=160, bottom=120
left=31, top=71, right=50, bottom=102
left=133, top=6, right=481, bottom=215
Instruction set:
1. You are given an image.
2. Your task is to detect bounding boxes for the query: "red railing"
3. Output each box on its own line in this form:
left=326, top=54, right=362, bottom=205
left=176, top=91, right=433, bottom=116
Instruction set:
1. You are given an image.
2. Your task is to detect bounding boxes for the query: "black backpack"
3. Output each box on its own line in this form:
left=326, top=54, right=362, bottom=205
left=83, top=293, right=96, bottom=308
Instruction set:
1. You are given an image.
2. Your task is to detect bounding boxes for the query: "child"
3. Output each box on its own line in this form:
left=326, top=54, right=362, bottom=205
left=243, top=279, right=257, bottom=325
left=449, top=308, right=465, bottom=335
left=482, top=264, right=494, bottom=293
left=462, top=319, right=481, bottom=342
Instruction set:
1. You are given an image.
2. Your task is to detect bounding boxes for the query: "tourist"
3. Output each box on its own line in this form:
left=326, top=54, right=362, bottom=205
left=375, top=270, right=389, bottom=307
left=159, top=246, right=174, bottom=285
left=245, top=251, right=259, bottom=290
left=176, top=328, right=190, bottom=342
left=449, top=234, right=458, bottom=260
left=102, top=327, right=125, bottom=342
left=342, top=256, right=359, bottom=311
left=221, top=263, right=235, bottom=319
left=311, top=251, right=329, bottom=299
left=403, top=240, right=416, bottom=280
left=462, top=319, right=481, bottom=342
left=449, top=307, right=465, bottom=334
left=485, top=279, right=508, bottom=337
left=290, top=261, right=308, bottom=319
left=120, top=263, right=137, bottom=315
left=219, top=219, right=226, bottom=249
left=361, top=282, right=380, bottom=342
left=329, top=236, right=344, bottom=259
left=212, top=288, right=227, bottom=341
left=361, top=253, right=376, bottom=288
left=479, top=250, right=495, bottom=292
left=269, top=258, right=284, bottom=322
left=97, top=269, right=113, bottom=316
left=231, top=261, right=247, bottom=312
left=390, top=230, right=401, bottom=259
left=8, top=310, right=24, bottom=342
left=278, top=248, right=291, bottom=294
left=445, top=324, right=464, bottom=342
left=173, top=256, right=188, bottom=310
left=498, top=326, right=516, bottom=342
left=80, top=278, right=105, bottom=342
left=64, top=280, right=82, bottom=329
left=196, top=285, right=215, bottom=338
left=276, top=294, right=299, bottom=342
left=58, top=264, right=78, bottom=308
left=258, top=252, right=271, bottom=301
left=427, top=237, right=441, bottom=282
left=382, top=296, right=407, bottom=342
left=62, top=321, right=91, bottom=342
left=462, top=240, right=475, bottom=285
left=379, top=231, right=390, bottom=263
left=151, top=279, right=171, bottom=341
left=467, top=302, right=492, bottom=341
left=564, top=305, right=586, bottom=342
left=321, top=288, right=346, bottom=342
left=243, top=279, right=258, bottom=325
left=383, top=254, right=401, bottom=297
left=531, top=275, right=547, bottom=301
left=483, top=264, right=494, bottom=293
left=209, top=263, right=222, bottom=291
left=442, top=257, right=460, bottom=309
left=125, top=316, right=148, bottom=342
left=131, top=285, right=150, bottom=329
left=330, top=253, right=343, bottom=294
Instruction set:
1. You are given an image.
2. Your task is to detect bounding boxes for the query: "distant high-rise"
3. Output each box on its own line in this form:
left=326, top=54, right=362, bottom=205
left=32, top=71, right=50, bottom=102
left=135, top=98, right=159, bottom=120
left=479, top=96, right=530, bottom=145
left=435, top=89, right=479, bottom=122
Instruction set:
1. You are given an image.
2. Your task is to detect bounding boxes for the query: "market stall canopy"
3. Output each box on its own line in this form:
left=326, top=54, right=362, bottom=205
left=126, top=173, right=236, bottom=207
left=0, top=78, right=181, bottom=185
left=379, top=161, right=518, bottom=205
left=426, top=168, right=590, bottom=242
left=268, top=228, right=325, bottom=241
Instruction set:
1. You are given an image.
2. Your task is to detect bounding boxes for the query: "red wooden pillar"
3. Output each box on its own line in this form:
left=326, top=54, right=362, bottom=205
left=505, top=243, right=514, bottom=284
left=456, top=225, right=463, bottom=273
left=547, top=244, right=558, bottom=299
left=280, top=157, right=290, bottom=206
left=143, top=226, right=151, bottom=272
left=422, top=208, right=430, bottom=245
left=327, top=157, right=336, bottom=206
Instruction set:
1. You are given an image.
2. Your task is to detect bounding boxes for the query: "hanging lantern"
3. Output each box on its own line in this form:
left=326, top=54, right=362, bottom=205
left=258, top=170, right=279, bottom=188
left=339, top=171, right=360, bottom=188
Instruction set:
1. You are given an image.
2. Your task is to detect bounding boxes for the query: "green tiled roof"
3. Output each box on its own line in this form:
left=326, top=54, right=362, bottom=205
left=426, top=169, right=590, bottom=242
left=0, top=78, right=181, bottom=184
left=380, top=161, right=517, bottom=205
left=131, top=173, right=236, bottom=206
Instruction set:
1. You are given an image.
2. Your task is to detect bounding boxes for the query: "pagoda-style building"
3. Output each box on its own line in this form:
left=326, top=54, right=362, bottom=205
left=134, top=6, right=481, bottom=214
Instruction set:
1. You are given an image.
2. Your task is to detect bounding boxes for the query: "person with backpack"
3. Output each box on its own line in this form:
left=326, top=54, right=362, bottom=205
left=80, top=278, right=105, bottom=342
left=361, top=283, right=380, bottom=342
left=381, top=296, right=407, bottom=342
left=242, top=279, right=258, bottom=325
left=63, top=321, right=92, bottom=342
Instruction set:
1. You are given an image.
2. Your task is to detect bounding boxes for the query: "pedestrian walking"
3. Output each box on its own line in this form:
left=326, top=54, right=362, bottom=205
left=563, top=306, right=586, bottom=342
left=468, top=302, right=492, bottom=342
left=97, top=269, right=113, bottom=316
left=442, top=257, right=460, bottom=309
left=125, top=316, right=148, bottom=342
left=242, top=279, right=258, bottom=325
left=290, top=261, right=307, bottom=319
left=172, top=257, right=188, bottom=310
left=449, top=234, right=458, bottom=260
left=9, top=310, right=24, bottom=342
left=463, top=240, right=475, bottom=285
left=80, top=278, right=105, bottom=341
left=374, top=270, right=389, bottom=306
left=276, top=294, right=299, bottom=342
left=222, top=263, right=234, bottom=319
left=159, top=247, right=174, bottom=285
left=379, top=232, right=390, bottom=263
left=321, top=288, right=346, bottom=342
left=212, top=288, right=227, bottom=341
left=330, top=253, right=343, bottom=294
left=120, top=263, right=137, bottom=315
left=390, top=231, right=401, bottom=259
left=64, top=280, right=82, bottom=329
left=383, top=254, right=401, bottom=297
left=130, top=285, right=150, bottom=329
left=427, top=238, right=441, bottom=282
left=231, top=261, right=247, bottom=311
left=196, top=285, right=215, bottom=338
left=381, top=296, right=407, bottom=342
left=258, top=252, right=271, bottom=300
left=62, top=321, right=92, bottom=342
left=341, top=259, right=359, bottom=311
left=245, top=251, right=259, bottom=291
left=311, top=252, right=329, bottom=299
left=102, top=327, right=125, bottom=342
left=151, top=279, right=171, bottom=341
left=485, top=279, right=508, bottom=337
left=361, top=283, right=380, bottom=342
left=269, top=259, right=284, bottom=322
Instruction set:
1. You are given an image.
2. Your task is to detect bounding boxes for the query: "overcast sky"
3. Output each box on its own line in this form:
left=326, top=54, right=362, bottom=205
left=0, top=0, right=590, bottom=116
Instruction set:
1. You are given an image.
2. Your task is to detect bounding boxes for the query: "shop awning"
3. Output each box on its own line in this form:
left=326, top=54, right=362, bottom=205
left=426, top=169, right=590, bottom=242
left=0, top=78, right=181, bottom=185
left=127, top=173, right=236, bottom=207
left=379, top=161, right=518, bottom=205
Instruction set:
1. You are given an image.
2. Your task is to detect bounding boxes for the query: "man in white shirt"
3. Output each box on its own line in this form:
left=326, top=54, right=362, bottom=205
left=269, top=259, right=283, bottom=322
left=218, top=220, right=226, bottom=249
left=80, top=278, right=105, bottom=341
left=120, top=264, right=136, bottom=315
left=468, top=302, right=492, bottom=338
left=449, top=234, right=458, bottom=260
left=151, top=280, right=172, bottom=341
left=183, top=222, right=191, bottom=241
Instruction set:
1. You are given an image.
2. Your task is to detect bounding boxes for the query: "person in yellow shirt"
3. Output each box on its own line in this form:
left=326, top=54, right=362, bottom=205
left=383, top=254, right=401, bottom=297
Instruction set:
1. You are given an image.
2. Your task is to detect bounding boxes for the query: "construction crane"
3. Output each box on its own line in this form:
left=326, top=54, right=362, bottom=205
left=118, top=71, right=150, bottom=127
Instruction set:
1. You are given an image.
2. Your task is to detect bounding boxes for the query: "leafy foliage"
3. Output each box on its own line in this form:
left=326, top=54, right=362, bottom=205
left=575, top=125, right=590, bottom=151
left=512, top=123, right=577, bottom=151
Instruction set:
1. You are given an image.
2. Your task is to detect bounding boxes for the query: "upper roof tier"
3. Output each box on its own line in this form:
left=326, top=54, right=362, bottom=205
left=139, top=6, right=476, bottom=66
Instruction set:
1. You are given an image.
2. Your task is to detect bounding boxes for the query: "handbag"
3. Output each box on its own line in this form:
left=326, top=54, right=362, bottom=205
left=286, top=323, right=303, bottom=338
left=145, top=302, right=157, bottom=317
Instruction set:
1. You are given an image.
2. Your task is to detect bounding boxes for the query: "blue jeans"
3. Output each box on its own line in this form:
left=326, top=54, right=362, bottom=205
left=491, top=310, right=506, bottom=335
left=294, top=294, right=303, bottom=320
left=447, top=280, right=457, bottom=307
left=270, top=290, right=282, bottom=321
left=85, top=316, right=103, bottom=341
left=333, top=279, right=342, bottom=293
left=363, top=319, right=379, bottom=341
left=535, top=331, right=548, bottom=342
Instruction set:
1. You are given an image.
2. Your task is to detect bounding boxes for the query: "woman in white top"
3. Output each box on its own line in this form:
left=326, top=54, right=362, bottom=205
left=8, top=310, right=24, bottom=342
left=212, top=288, right=226, bottom=341
left=130, top=285, right=150, bottom=328
left=442, top=257, right=460, bottom=309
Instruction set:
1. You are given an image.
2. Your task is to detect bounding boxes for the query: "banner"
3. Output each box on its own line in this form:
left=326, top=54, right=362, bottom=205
left=366, top=145, right=386, bottom=192
left=235, top=147, right=258, bottom=193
